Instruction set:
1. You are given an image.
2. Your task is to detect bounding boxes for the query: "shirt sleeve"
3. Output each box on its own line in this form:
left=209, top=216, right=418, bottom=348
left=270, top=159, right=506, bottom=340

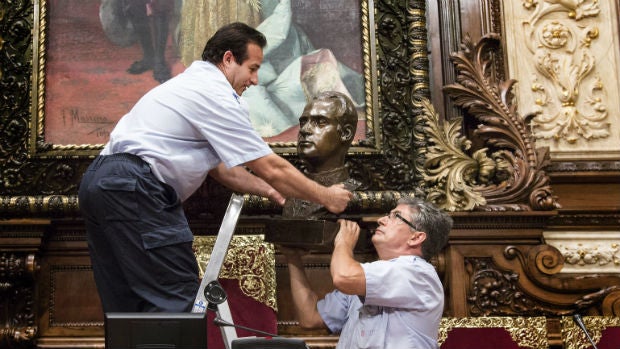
left=202, top=95, right=272, bottom=168
left=362, top=257, right=444, bottom=311
left=317, top=290, right=352, bottom=334
left=179, top=77, right=273, bottom=168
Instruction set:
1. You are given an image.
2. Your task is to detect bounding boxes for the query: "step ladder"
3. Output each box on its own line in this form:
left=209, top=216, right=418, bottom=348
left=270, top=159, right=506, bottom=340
left=191, top=193, right=244, bottom=349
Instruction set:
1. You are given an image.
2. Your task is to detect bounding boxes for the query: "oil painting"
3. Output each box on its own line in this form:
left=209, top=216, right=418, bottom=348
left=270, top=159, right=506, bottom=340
left=36, top=0, right=375, bottom=151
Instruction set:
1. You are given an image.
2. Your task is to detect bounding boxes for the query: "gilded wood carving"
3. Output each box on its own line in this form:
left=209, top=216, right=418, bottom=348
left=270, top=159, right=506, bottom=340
left=561, top=316, right=620, bottom=349
left=439, top=316, right=548, bottom=349
left=421, top=34, right=561, bottom=211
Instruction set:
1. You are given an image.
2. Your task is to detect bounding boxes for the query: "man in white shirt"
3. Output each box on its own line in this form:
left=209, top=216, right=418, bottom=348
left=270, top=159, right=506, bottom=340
left=78, top=22, right=353, bottom=313
left=282, top=197, right=452, bottom=349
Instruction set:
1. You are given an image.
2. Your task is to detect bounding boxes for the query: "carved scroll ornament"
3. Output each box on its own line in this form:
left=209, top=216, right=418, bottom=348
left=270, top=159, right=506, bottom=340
left=420, top=34, right=561, bottom=212
left=462, top=244, right=620, bottom=317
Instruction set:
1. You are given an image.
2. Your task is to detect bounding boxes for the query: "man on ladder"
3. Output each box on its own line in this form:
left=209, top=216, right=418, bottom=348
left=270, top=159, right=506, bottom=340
left=79, top=20, right=351, bottom=326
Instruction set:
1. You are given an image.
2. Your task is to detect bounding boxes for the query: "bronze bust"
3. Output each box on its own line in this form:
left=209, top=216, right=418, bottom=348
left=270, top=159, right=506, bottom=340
left=282, top=90, right=358, bottom=219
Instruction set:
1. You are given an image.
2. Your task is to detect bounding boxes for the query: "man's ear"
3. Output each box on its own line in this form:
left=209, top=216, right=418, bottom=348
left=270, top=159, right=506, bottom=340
left=222, top=50, right=235, bottom=65
left=407, top=231, right=426, bottom=247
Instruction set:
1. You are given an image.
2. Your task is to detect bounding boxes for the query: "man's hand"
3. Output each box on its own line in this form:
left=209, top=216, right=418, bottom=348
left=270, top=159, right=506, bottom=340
left=331, top=219, right=365, bottom=295
left=334, top=219, right=360, bottom=251
left=266, top=187, right=286, bottom=206
left=323, top=184, right=353, bottom=214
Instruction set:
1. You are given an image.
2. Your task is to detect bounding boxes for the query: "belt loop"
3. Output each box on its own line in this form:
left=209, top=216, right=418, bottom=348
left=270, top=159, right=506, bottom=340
left=93, top=155, right=105, bottom=169
left=142, top=160, right=151, bottom=173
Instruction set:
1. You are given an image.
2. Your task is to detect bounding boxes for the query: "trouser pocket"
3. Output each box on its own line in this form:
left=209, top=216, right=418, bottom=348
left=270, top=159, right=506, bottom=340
left=141, top=225, right=198, bottom=285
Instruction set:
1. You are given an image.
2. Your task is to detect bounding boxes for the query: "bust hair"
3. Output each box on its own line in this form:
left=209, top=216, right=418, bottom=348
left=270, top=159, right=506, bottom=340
left=314, top=91, right=358, bottom=141
left=201, top=22, right=267, bottom=65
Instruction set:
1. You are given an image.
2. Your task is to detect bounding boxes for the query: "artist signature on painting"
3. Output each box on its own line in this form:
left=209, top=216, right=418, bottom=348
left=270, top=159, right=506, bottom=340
left=62, top=107, right=115, bottom=140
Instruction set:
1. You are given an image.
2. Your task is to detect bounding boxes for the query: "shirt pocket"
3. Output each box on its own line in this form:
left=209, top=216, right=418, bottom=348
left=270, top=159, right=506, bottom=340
left=355, top=305, right=387, bottom=349
left=141, top=225, right=198, bottom=285
left=97, top=176, right=139, bottom=221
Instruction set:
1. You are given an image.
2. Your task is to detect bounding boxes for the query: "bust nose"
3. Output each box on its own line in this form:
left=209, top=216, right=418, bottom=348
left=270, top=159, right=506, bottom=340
left=299, top=122, right=312, bottom=135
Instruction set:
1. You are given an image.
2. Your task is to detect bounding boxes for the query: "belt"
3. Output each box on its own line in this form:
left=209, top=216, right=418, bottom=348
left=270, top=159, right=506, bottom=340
left=92, top=152, right=150, bottom=170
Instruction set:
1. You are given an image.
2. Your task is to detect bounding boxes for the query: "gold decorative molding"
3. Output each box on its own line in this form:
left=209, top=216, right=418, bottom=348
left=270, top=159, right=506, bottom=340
left=561, top=316, right=620, bottom=349
left=439, top=317, right=548, bottom=349
left=193, top=235, right=277, bottom=311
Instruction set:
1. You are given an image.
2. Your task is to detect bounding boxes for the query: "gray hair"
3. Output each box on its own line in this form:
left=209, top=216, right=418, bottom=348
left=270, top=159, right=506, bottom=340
left=397, top=197, right=453, bottom=260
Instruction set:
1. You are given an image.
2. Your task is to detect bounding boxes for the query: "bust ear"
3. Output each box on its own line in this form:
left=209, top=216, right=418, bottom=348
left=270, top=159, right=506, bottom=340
left=340, top=124, right=354, bottom=142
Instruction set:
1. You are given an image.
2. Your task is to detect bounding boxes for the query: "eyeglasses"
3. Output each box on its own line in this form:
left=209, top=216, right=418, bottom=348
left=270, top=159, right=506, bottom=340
left=385, top=211, right=417, bottom=230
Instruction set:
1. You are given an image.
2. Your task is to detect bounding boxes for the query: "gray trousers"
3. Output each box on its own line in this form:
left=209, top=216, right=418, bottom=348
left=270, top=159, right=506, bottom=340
left=78, top=153, right=199, bottom=312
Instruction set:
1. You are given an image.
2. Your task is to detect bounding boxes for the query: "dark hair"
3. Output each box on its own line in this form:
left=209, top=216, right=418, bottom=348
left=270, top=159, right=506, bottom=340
left=398, top=197, right=453, bottom=260
left=201, top=22, right=267, bottom=65
left=313, top=91, right=358, bottom=141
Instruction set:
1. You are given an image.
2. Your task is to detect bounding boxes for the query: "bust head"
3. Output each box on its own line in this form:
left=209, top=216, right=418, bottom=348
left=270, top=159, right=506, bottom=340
left=297, top=91, right=358, bottom=173
left=282, top=91, right=358, bottom=218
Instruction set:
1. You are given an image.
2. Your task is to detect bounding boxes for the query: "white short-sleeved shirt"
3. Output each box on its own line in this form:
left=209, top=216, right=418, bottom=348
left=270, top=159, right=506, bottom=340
left=101, top=61, right=273, bottom=202
left=317, top=255, right=444, bottom=349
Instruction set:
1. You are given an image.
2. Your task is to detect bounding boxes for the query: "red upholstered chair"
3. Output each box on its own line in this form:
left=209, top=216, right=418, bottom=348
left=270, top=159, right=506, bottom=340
left=561, top=316, right=620, bottom=349
left=194, top=235, right=278, bottom=349
left=439, top=317, right=548, bottom=349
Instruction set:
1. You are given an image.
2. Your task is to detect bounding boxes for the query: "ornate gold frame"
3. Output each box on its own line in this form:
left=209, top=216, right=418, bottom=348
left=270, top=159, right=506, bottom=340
left=439, top=317, right=549, bottom=349
left=194, top=235, right=277, bottom=311
left=561, top=316, right=620, bottom=349
left=29, top=0, right=381, bottom=156
left=0, top=0, right=430, bottom=217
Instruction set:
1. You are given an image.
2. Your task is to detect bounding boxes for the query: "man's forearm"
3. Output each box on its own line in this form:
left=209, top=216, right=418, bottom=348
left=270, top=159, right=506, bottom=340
left=331, top=220, right=366, bottom=296
left=208, top=165, right=285, bottom=204
left=287, top=259, right=326, bottom=329
left=246, top=154, right=351, bottom=213
left=246, top=155, right=326, bottom=203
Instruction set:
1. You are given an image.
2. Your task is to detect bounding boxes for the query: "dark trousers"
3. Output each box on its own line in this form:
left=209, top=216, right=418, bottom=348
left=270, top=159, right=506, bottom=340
left=78, top=153, right=199, bottom=312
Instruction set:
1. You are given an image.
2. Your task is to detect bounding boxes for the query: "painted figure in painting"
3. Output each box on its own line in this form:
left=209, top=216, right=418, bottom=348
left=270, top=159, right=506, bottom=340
left=100, top=0, right=179, bottom=83
left=124, top=0, right=175, bottom=83
left=178, top=0, right=262, bottom=66
left=244, top=0, right=365, bottom=138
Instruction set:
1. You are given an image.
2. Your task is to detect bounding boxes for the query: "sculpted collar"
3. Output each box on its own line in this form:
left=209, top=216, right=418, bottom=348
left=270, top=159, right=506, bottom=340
left=306, top=166, right=349, bottom=186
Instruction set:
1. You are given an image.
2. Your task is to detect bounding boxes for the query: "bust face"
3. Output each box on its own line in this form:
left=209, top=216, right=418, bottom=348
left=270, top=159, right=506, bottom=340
left=297, top=99, right=344, bottom=165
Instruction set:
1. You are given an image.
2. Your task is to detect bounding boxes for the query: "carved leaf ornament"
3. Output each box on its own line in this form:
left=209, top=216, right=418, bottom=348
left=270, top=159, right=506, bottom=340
left=421, top=34, right=561, bottom=212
